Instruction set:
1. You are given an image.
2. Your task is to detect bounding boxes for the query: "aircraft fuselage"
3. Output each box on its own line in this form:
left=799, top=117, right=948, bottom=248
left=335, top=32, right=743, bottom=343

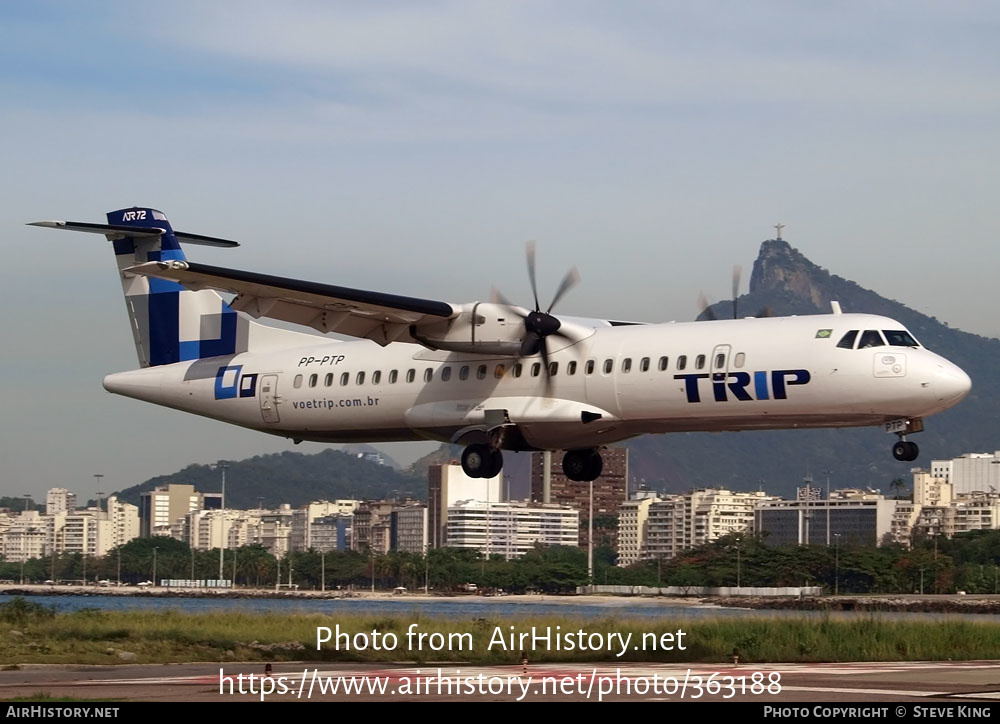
left=103, top=312, right=971, bottom=452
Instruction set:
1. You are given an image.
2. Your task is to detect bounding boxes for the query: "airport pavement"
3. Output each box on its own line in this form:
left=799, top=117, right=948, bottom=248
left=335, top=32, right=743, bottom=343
left=3, top=660, right=1000, bottom=702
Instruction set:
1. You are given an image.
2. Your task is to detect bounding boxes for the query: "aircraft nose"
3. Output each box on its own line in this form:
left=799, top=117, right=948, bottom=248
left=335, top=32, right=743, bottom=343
left=933, top=362, right=972, bottom=406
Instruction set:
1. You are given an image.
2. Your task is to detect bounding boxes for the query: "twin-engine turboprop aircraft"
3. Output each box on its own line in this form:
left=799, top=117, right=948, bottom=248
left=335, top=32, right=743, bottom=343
left=31, top=208, right=971, bottom=482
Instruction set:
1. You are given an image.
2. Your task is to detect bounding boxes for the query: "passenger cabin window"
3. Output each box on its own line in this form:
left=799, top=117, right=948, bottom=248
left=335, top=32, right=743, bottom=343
left=340, top=372, right=349, bottom=386
left=640, top=357, right=650, bottom=372
left=858, top=330, right=885, bottom=348
left=372, top=371, right=381, bottom=385
left=293, top=374, right=303, bottom=389
left=567, top=361, right=577, bottom=375
left=406, top=369, right=416, bottom=383
left=695, top=355, right=706, bottom=370
left=531, top=363, right=541, bottom=377
left=714, top=354, right=725, bottom=370
left=548, top=362, right=558, bottom=376
left=658, top=356, right=669, bottom=371
left=622, top=358, right=632, bottom=373
left=459, top=365, right=469, bottom=381
left=356, top=371, right=365, bottom=385
left=884, top=330, right=920, bottom=347
left=513, top=363, right=523, bottom=378
left=734, top=352, right=745, bottom=368
left=494, top=364, right=505, bottom=379
left=586, top=360, right=595, bottom=375
left=309, top=374, right=318, bottom=387
left=389, top=370, right=398, bottom=384
left=603, top=359, right=613, bottom=374
left=837, top=330, right=859, bottom=349
left=477, top=365, right=487, bottom=380
left=324, top=373, right=333, bottom=387
left=423, top=368, right=432, bottom=383
left=441, top=366, right=452, bottom=382
left=677, top=355, right=687, bottom=371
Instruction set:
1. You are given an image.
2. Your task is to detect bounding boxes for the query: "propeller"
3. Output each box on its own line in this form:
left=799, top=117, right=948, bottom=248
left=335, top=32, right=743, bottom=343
left=697, top=264, right=773, bottom=320
left=493, top=241, right=580, bottom=394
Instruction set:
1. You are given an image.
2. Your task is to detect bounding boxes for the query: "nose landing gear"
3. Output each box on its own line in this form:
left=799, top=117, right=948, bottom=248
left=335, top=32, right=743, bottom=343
left=887, top=417, right=923, bottom=462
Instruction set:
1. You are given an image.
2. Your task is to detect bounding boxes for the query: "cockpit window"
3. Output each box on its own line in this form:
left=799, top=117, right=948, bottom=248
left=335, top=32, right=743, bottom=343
left=883, top=330, right=920, bottom=347
left=837, top=330, right=858, bottom=349
left=858, top=330, right=885, bottom=348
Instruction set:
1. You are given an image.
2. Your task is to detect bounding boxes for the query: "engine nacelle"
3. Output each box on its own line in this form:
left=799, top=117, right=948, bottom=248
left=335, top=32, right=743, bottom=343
left=412, top=302, right=526, bottom=355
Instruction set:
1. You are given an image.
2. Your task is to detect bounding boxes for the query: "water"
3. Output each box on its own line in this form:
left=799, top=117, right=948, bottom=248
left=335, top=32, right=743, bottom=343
left=6, top=593, right=1000, bottom=622
left=1, top=593, right=733, bottom=618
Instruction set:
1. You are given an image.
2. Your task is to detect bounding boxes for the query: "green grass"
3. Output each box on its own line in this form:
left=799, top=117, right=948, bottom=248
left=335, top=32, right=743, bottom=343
left=2, top=603, right=1000, bottom=665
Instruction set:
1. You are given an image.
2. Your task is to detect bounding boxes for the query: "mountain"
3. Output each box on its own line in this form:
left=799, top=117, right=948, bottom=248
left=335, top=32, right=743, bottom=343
left=625, top=238, right=998, bottom=498
left=113, top=448, right=425, bottom=508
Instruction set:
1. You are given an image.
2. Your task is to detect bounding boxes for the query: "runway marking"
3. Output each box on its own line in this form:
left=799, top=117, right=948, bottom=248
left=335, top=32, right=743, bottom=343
left=781, top=686, right=948, bottom=698
left=55, top=660, right=1000, bottom=689
left=949, top=692, right=1000, bottom=700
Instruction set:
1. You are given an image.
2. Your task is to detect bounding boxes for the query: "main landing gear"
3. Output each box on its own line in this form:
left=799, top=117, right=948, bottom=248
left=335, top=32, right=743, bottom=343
left=460, top=444, right=606, bottom=482
left=562, top=449, right=604, bottom=482
left=461, top=443, right=504, bottom=479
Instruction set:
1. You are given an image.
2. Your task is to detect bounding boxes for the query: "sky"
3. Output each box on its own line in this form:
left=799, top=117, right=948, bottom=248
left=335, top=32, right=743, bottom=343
left=2, top=1, right=998, bottom=503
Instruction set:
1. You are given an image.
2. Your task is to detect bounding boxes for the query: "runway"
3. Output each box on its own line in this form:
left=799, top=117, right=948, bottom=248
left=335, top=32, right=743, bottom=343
left=3, top=660, right=1000, bottom=702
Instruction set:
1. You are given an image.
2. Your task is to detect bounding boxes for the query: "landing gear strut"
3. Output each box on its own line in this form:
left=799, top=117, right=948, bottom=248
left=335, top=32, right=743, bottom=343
left=461, top=443, right=504, bottom=479
left=562, top=449, right=604, bottom=482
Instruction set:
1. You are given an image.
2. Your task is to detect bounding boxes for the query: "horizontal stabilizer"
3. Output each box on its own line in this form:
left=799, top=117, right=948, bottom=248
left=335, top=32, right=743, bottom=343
left=27, top=221, right=239, bottom=247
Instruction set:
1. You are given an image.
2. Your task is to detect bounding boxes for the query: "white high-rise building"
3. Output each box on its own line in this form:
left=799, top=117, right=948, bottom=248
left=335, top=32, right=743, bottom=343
left=2, top=511, right=46, bottom=563
left=46, top=488, right=76, bottom=515
left=645, top=489, right=777, bottom=559
left=290, top=500, right=361, bottom=551
left=106, top=495, right=140, bottom=549
left=428, top=464, right=502, bottom=548
left=189, top=509, right=246, bottom=551
left=445, top=500, right=578, bottom=559
left=929, top=452, right=1000, bottom=495
left=617, top=497, right=657, bottom=566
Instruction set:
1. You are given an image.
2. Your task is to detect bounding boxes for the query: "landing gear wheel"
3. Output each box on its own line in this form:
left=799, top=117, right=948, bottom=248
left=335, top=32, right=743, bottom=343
left=562, top=449, right=604, bottom=482
left=892, top=440, right=919, bottom=462
left=582, top=452, right=603, bottom=481
left=482, top=449, right=504, bottom=479
left=462, top=443, right=492, bottom=478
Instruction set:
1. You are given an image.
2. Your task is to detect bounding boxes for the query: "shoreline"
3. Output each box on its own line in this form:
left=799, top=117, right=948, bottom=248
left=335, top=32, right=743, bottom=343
left=6, top=585, right=1000, bottom=613
left=0, top=584, right=706, bottom=608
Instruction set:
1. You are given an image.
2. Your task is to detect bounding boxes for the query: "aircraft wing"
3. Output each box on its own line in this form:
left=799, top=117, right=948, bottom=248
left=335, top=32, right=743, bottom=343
left=127, top=260, right=457, bottom=345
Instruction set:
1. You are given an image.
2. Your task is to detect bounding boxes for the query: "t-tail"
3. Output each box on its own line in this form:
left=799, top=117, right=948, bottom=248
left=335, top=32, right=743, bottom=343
left=30, top=207, right=314, bottom=368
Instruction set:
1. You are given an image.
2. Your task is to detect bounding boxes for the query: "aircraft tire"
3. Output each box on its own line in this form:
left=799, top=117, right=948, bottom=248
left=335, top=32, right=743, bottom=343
left=461, top=443, right=493, bottom=478
left=482, top=449, right=504, bottom=479
left=582, top=451, right=604, bottom=481
left=893, top=441, right=919, bottom=462
left=562, top=450, right=587, bottom=481
left=563, top=449, right=603, bottom=482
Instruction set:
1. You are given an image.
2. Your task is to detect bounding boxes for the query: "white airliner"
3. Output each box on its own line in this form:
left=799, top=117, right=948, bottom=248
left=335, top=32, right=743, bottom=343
left=32, top=208, right=972, bottom=482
